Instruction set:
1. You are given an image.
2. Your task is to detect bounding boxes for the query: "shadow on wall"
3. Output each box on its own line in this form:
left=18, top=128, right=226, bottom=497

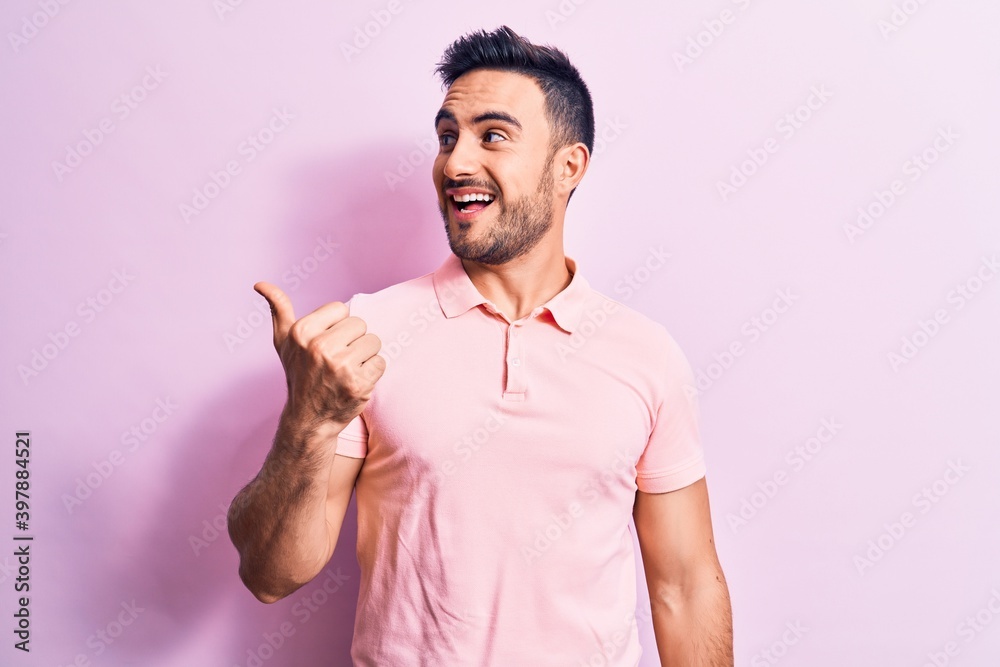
left=110, top=147, right=447, bottom=664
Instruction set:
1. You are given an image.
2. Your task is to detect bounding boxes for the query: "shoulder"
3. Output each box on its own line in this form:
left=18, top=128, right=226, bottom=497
left=347, top=270, right=436, bottom=320
left=583, top=288, right=686, bottom=358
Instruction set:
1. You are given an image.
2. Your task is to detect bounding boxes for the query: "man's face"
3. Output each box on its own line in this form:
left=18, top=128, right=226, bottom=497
left=433, top=69, right=558, bottom=265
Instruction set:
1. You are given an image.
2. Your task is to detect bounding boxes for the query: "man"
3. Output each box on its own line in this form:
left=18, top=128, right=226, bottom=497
left=228, top=26, right=733, bottom=666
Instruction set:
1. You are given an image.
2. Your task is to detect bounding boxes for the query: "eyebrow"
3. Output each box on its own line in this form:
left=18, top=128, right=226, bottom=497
left=434, top=108, right=522, bottom=131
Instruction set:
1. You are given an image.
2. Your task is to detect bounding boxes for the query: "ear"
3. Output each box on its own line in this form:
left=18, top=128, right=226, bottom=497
left=552, top=142, right=590, bottom=198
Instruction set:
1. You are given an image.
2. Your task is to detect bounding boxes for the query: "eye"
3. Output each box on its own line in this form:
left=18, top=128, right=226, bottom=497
left=484, top=131, right=506, bottom=143
left=438, top=133, right=456, bottom=147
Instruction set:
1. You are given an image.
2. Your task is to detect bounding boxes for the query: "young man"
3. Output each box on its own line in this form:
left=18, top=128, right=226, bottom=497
left=228, top=26, right=733, bottom=666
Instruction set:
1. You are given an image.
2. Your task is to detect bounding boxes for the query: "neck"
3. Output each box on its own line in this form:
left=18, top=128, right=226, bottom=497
left=461, top=240, right=572, bottom=322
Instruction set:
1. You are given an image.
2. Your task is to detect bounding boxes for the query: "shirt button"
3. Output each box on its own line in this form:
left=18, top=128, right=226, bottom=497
left=511, top=358, right=521, bottom=367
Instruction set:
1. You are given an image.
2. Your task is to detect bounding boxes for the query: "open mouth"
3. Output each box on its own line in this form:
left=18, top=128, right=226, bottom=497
left=451, top=192, right=496, bottom=216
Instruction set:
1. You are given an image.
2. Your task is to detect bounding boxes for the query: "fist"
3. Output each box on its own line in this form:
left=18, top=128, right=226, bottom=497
left=254, top=281, right=386, bottom=432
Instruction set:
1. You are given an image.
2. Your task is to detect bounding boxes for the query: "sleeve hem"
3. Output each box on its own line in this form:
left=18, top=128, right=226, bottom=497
left=636, top=455, right=706, bottom=494
left=334, top=433, right=367, bottom=459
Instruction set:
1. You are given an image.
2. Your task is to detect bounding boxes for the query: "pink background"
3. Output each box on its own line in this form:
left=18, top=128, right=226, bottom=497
left=2, top=1, right=999, bottom=665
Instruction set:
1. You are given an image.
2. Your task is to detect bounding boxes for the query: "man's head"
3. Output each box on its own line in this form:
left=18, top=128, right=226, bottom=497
left=432, top=26, right=593, bottom=265
left=435, top=26, right=595, bottom=162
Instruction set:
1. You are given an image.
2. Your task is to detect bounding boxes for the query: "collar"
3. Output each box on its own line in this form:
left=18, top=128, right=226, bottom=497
left=432, top=253, right=590, bottom=334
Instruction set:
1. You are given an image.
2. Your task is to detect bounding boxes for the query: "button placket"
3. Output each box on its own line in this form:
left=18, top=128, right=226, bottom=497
left=503, top=320, right=527, bottom=400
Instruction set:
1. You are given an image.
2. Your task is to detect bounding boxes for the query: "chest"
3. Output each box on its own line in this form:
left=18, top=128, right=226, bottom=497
left=361, top=313, right=655, bottom=501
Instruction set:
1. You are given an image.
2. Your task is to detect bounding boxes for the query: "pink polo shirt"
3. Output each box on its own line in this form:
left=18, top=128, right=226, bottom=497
left=336, top=253, right=706, bottom=666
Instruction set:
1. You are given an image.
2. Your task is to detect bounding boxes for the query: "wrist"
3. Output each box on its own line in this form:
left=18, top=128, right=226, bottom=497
left=275, top=405, right=343, bottom=460
left=280, top=401, right=346, bottom=437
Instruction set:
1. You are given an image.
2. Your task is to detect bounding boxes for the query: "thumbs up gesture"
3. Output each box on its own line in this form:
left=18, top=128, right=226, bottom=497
left=254, top=282, right=386, bottom=435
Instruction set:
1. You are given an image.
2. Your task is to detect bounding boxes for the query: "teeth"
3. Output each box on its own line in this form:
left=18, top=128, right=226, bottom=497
left=452, top=193, right=495, bottom=203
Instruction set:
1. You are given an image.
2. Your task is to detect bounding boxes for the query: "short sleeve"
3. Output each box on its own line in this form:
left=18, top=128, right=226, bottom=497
left=334, top=295, right=369, bottom=459
left=635, top=331, right=707, bottom=493
left=336, top=414, right=368, bottom=458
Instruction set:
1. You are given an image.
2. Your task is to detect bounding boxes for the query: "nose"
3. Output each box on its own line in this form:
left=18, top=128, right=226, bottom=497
left=442, top=134, right=480, bottom=181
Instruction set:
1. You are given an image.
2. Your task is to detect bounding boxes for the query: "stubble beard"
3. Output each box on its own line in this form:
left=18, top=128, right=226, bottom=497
left=439, top=154, right=555, bottom=266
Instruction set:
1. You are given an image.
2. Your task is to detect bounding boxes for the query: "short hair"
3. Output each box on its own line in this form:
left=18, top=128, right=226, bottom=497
left=435, top=26, right=595, bottom=157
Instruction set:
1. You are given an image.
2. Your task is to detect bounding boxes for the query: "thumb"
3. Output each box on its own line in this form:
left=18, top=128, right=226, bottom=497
left=253, top=281, right=295, bottom=349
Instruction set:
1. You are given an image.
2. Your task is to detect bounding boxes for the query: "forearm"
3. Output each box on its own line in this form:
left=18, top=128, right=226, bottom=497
left=649, top=569, right=733, bottom=666
left=227, top=410, right=342, bottom=603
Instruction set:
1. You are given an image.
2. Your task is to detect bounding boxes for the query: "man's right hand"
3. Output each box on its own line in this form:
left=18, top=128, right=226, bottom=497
left=254, top=282, right=386, bottom=435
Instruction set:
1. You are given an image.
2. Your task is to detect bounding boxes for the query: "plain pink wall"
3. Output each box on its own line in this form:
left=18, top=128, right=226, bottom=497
left=2, top=1, right=999, bottom=665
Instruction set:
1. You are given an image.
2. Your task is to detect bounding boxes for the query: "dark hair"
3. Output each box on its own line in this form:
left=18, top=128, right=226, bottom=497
left=435, top=26, right=595, bottom=157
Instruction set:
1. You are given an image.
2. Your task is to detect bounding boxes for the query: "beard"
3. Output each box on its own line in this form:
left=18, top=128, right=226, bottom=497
left=439, top=154, right=555, bottom=266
